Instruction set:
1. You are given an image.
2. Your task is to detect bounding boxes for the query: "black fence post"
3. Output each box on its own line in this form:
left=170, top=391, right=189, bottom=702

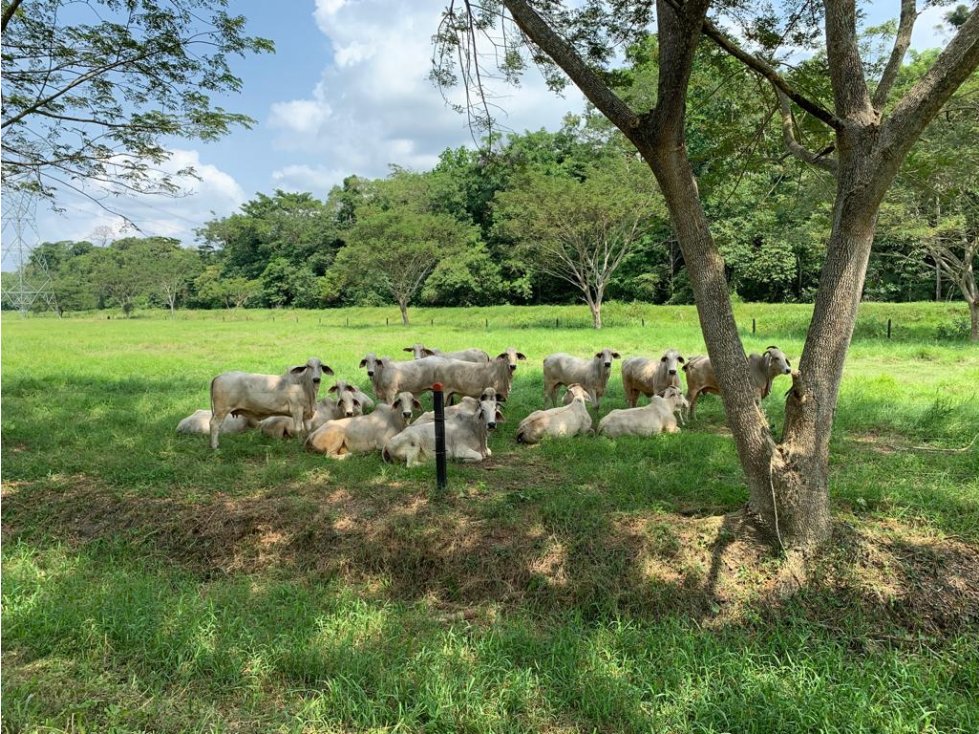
left=752, top=318, right=756, bottom=335
left=887, top=318, right=892, bottom=339
left=433, top=382, right=447, bottom=494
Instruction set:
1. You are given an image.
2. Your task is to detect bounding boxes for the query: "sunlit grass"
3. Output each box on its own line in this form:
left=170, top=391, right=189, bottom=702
left=2, top=303, right=977, bottom=733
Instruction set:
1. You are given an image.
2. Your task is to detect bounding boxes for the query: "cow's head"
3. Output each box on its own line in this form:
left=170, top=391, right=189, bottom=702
left=496, top=347, right=527, bottom=372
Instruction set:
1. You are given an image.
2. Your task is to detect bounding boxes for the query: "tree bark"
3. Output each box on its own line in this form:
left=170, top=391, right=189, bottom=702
left=590, top=299, right=602, bottom=329
left=970, top=299, right=979, bottom=341
left=399, top=300, right=410, bottom=326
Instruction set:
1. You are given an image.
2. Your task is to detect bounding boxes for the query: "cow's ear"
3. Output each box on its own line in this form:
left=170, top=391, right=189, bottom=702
left=328, top=385, right=339, bottom=393
left=344, top=385, right=357, bottom=392
left=423, top=348, right=436, bottom=357
left=612, top=351, right=621, bottom=359
left=595, top=351, right=604, bottom=358
left=495, top=393, right=506, bottom=403
left=495, top=410, right=506, bottom=423
left=412, top=398, right=422, bottom=410
left=496, top=352, right=509, bottom=360
left=359, top=358, right=367, bottom=368
left=661, top=355, right=667, bottom=362
left=323, top=365, right=335, bottom=375
left=677, top=355, right=685, bottom=363
left=517, top=352, right=527, bottom=360
left=403, top=347, right=413, bottom=353
left=290, top=365, right=308, bottom=375
left=352, top=399, right=361, bottom=409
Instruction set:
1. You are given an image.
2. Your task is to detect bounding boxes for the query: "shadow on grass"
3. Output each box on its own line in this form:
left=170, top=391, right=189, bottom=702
left=3, top=373, right=978, bottom=632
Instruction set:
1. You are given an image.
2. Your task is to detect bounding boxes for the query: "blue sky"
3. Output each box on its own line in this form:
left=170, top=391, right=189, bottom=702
left=12, top=0, right=956, bottom=255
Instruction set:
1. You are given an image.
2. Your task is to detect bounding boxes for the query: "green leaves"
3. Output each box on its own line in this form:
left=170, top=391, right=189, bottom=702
left=1, top=0, right=273, bottom=201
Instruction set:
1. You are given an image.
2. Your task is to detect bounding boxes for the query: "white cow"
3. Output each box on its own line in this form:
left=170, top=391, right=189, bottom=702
left=542, top=348, right=620, bottom=410
left=621, top=349, right=686, bottom=408
left=359, top=353, right=444, bottom=404
left=305, top=391, right=421, bottom=458
left=516, top=384, right=594, bottom=445
left=598, top=386, right=689, bottom=437
left=682, top=346, right=793, bottom=419
left=176, top=409, right=256, bottom=435
left=208, top=358, right=332, bottom=449
left=382, top=392, right=503, bottom=467
left=403, top=344, right=490, bottom=362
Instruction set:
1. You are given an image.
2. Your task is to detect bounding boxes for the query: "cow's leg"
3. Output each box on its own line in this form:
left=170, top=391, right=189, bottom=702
left=209, top=410, right=228, bottom=449
left=687, top=389, right=700, bottom=420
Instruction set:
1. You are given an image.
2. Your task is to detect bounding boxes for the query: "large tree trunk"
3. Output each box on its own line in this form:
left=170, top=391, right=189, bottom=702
left=760, top=131, right=890, bottom=548
left=399, top=300, right=409, bottom=326
left=970, top=298, right=978, bottom=341
left=645, top=130, right=892, bottom=551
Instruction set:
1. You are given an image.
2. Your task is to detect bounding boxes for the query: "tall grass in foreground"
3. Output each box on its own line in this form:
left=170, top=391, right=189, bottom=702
left=2, top=304, right=977, bottom=733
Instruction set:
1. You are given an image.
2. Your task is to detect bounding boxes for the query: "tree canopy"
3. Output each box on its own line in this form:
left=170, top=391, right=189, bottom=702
left=0, top=0, right=273, bottom=205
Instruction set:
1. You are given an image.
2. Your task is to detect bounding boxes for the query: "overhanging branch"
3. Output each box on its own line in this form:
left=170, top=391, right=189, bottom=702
left=698, top=16, right=843, bottom=131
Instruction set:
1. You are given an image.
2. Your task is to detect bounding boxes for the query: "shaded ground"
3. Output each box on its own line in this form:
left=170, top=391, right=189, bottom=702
left=5, top=469, right=977, bottom=640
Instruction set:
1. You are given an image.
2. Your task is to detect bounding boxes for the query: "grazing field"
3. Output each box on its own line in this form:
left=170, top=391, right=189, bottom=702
left=3, top=302, right=978, bottom=734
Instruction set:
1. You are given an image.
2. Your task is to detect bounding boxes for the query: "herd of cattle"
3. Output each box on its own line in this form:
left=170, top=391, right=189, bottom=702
left=176, top=342, right=794, bottom=467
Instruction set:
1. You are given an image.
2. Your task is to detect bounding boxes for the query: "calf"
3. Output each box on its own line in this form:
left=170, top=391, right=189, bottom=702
left=516, top=384, right=593, bottom=445
left=682, top=346, right=792, bottom=419
left=413, top=387, right=503, bottom=426
left=598, top=386, right=689, bottom=438
left=305, top=391, right=421, bottom=458
left=209, top=358, right=332, bottom=449
left=542, top=348, right=620, bottom=410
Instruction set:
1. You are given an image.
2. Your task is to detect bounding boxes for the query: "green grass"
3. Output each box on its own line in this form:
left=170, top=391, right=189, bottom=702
left=3, top=302, right=978, bottom=733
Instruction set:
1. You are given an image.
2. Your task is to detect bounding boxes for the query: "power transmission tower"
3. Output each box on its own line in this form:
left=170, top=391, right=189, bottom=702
left=1, top=190, right=56, bottom=315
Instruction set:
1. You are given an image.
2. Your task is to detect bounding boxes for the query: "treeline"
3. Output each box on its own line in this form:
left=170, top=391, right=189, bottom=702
left=9, top=42, right=977, bottom=326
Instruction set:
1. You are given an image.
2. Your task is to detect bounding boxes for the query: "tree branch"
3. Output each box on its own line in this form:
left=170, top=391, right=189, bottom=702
left=823, top=0, right=874, bottom=120
left=1, top=0, right=23, bottom=34
left=698, top=15, right=843, bottom=130
left=502, top=0, right=640, bottom=134
left=882, top=6, right=979, bottom=161
left=872, top=0, right=918, bottom=109
left=775, top=86, right=838, bottom=174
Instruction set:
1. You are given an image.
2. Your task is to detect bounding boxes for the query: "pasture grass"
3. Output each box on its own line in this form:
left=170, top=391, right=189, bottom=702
left=2, top=302, right=978, bottom=733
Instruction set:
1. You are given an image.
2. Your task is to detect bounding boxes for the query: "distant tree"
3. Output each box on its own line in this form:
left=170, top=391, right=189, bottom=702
left=328, top=170, right=483, bottom=323
left=197, top=190, right=341, bottom=291
left=194, top=265, right=260, bottom=309
left=1, top=0, right=273, bottom=205
left=332, top=208, right=478, bottom=325
left=883, top=51, right=979, bottom=338
left=149, top=242, right=202, bottom=316
left=88, top=239, right=154, bottom=316
left=494, top=158, right=662, bottom=327
left=260, top=257, right=321, bottom=309
left=421, top=244, right=506, bottom=306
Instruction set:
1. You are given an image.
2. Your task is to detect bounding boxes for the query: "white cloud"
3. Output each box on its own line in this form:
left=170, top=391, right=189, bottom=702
left=271, top=164, right=350, bottom=196
left=27, top=148, right=247, bottom=249
left=268, top=0, right=585, bottom=191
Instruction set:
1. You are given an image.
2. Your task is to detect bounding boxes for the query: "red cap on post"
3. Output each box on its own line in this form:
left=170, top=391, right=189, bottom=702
left=433, top=382, right=443, bottom=391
